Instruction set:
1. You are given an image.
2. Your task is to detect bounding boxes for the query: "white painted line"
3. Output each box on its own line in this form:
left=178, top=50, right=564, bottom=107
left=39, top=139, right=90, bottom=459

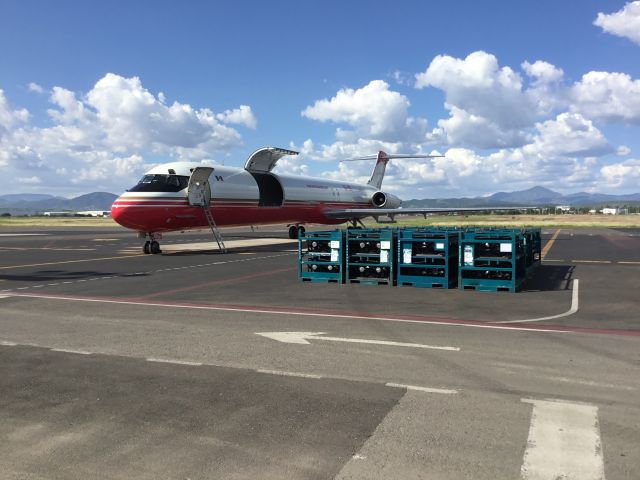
left=0, top=233, right=47, bottom=237
left=5, top=292, right=582, bottom=335
left=146, top=357, right=203, bottom=366
left=1, top=340, right=17, bottom=346
left=51, top=348, right=92, bottom=355
left=520, top=398, right=606, bottom=480
left=386, top=383, right=458, bottom=395
left=257, top=369, right=323, bottom=379
left=256, top=331, right=460, bottom=351
left=498, top=279, right=579, bottom=324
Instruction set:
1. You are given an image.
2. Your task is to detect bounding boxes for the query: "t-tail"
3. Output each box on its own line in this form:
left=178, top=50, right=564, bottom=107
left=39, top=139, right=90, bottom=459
left=343, top=151, right=444, bottom=189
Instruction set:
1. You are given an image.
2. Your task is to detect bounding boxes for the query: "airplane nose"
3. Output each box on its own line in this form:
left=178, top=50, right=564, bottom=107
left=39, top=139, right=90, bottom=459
left=111, top=197, right=131, bottom=228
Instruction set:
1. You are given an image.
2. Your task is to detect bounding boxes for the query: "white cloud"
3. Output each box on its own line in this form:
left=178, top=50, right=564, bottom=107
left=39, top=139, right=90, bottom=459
left=600, top=159, right=640, bottom=188
left=415, top=51, right=533, bottom=128
left=28, top=82, right=44, bottom=94
left=0, top=90, right=29, bottom=134
left=570, top=71, right=640, bottom=124
left=530, top=112, right=613, bottom=157
left=216, top=105, right=257, bottom=129
left=427, top=105, right=531, bottom=149
left=0, top=74, right=255, bottom=194
left=522, top=60, right=564, bottom=85
left=17, top=176, right=42, bottom=184
left=302, top=80, right=427, bottom=142
left=414, top=51, right=565, bottom=149
left=594, top=1, right=640, bottom=45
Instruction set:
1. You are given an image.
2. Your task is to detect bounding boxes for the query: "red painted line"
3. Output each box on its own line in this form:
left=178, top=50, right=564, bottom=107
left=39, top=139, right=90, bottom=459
left=140, top=266, right=296, bottom=299
left=7, top=292, right=640, bottom=337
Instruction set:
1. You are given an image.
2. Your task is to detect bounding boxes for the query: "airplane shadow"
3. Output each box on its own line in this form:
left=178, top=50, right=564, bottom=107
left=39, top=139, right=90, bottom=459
left=521, top=264, right=575, bottom=292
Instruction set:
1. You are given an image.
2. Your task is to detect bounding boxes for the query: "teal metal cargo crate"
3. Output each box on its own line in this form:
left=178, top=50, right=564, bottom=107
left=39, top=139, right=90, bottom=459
left=523, top=228, right=542, bottom=268
left=298, top=230, right=345, bottom=283
left=458, top=229, right=527, bottom=292
left=397, top=228, right=459, bottom=288
left=346, top=228, right=394, bottom=285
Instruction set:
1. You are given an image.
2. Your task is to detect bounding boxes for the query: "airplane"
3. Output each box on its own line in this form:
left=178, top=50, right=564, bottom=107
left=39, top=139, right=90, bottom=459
left=111, top=147, right=531, bottom=254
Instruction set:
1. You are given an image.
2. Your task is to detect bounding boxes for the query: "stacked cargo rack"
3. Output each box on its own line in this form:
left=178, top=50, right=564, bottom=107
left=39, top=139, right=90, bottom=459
left=298, top=230, right=344, bottom=283
left=297, top=226, right=541, bottom=292
left=396, top=228, right=459, bottom=288
left=346, top=228, right=394, bottom=285
left=458, top=228, right=538, bottom=292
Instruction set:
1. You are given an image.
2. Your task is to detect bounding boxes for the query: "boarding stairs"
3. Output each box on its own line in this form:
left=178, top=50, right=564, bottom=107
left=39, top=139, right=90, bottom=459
left=203, top=205, right=226, bottom=253
left=187, top=166, right=226, bottom=253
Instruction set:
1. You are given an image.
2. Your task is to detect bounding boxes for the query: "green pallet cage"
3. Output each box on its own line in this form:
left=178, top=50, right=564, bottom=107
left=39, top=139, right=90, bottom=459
left=298, top=230, right=345, bottom=283
left=346, top=228, right=394, bottom=285
left=397, top=228, right=459, bottom=288
left=458, top=229, right=528, bottom=292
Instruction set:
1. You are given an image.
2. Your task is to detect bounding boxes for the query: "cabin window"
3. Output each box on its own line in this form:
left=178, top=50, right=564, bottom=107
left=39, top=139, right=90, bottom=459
left=129, top=174, right=189, bottom=193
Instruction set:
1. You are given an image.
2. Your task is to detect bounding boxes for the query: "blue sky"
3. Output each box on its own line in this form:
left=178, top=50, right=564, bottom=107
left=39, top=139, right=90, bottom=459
left=1, top=0, right=639, bottom=198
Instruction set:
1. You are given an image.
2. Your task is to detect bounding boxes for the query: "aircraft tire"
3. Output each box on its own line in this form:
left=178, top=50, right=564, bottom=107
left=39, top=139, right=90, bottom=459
left=298, top=226, right=305, bottom=236
left=143, top=241, right=151, bottom=254
left=150, top=241, right=161, bottom=254
left=288, top=225, right=298, bottom=239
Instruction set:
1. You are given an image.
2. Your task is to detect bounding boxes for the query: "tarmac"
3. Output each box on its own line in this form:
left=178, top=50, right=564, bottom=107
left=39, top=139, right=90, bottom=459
left=0, top=225, right=638, bottom=479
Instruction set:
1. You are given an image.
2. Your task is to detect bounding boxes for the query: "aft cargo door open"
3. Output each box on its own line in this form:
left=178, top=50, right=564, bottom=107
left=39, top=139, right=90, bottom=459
left=187, top=167, right=214, bottom=206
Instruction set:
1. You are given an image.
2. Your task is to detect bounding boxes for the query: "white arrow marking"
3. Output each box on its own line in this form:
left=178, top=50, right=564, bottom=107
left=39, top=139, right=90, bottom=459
left=256, top=331, right=459, bottom=351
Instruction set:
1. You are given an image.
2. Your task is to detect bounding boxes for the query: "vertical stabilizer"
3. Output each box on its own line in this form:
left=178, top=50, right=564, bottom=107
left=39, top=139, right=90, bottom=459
left=367, top=151, right=389, bottom=189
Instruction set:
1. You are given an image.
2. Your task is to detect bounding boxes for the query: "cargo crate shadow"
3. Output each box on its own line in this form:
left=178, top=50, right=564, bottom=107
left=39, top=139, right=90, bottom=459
left=520, top=264, right=575, bottom=292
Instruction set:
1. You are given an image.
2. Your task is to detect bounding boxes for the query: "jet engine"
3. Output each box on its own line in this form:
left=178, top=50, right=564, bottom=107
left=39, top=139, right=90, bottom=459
left=371, top=191, right=402, bottom=209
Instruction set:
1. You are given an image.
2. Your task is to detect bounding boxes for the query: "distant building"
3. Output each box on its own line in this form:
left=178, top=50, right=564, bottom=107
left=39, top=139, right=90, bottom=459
left=77, top=210, right=111, bottom=217
left=555, top=205, right=572, bottom=213
left=602, top=208, right=627, bottom=215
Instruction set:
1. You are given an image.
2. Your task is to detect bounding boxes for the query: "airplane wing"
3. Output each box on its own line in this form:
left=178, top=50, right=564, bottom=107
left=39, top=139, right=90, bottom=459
left=244, top=147, right=299, bottom=173
left=324, top=206, right=538, bottom=220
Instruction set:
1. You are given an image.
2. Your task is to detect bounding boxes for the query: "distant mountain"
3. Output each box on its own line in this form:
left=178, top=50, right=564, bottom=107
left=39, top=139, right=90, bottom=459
left=0, top=192, right=118, bottom=214
left=405, top=186, right=640, bottom=208
left=488, top=186, right=563, bottom=204
left=0, top=193, right=59, bottom=202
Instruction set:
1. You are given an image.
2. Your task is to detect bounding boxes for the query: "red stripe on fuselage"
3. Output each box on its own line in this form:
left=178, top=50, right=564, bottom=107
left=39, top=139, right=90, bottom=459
left=111, top=200, right=369, bottom=232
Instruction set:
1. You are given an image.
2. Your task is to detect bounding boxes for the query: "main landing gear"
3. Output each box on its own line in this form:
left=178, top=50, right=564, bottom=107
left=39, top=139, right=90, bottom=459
left=140, top=232, right=162, bottom=254
left=288, top=224, right=306, bottom=239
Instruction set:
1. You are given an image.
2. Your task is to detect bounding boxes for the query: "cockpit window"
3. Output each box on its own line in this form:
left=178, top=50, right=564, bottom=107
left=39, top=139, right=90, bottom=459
left=128, top=174, right=189, bottom=192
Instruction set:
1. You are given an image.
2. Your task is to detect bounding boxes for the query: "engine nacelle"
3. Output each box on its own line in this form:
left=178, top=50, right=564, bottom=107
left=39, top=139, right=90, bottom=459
left=371, top=191, right=402, bottom=209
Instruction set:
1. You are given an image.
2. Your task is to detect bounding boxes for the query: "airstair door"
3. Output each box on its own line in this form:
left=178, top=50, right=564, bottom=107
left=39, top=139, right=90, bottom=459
left=187, top=167, right=214, bottom=206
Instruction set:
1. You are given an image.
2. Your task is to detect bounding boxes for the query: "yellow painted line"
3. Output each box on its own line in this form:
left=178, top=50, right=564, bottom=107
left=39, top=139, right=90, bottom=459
left=93, top=238, right=119, bottom=242
left=618, top=261, right=640, bottom=265
left=571, top=260, right=611, bottom=264
left=542, top=259, right=565, bottom=263
left=0, top=254, right=146, bottom=270
left=541, top=228, right=561, bottom=260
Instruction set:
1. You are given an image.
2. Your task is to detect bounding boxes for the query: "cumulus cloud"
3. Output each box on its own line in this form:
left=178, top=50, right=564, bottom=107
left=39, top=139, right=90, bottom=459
left=521, top=60, right=564, bottom=85
left=0, top=74, right=255, bottom=194
left=600, top=159, right=640, bottom=188
left=594, top=1, right=640, bottom=45
left=216, top=105, right=257, bottom=129
left=414, top=51, right=566, bottom=149
left=28, top=82, right=44, bottom=94
left=570, top=71, right=640, bottom=124
left=302, top=80, right=427, bottom=143
left=0, top=90, right=29, bottom=134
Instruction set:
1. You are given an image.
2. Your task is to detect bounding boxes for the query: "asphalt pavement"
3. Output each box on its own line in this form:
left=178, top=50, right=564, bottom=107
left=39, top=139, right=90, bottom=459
left=0, top=225, right=638, bottom=479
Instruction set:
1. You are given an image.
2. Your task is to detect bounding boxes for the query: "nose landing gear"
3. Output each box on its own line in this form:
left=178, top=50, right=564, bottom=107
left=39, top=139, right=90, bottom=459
left=140, top=232, right=162, bottom=254
left=288, top=224, right=306, bottom=239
